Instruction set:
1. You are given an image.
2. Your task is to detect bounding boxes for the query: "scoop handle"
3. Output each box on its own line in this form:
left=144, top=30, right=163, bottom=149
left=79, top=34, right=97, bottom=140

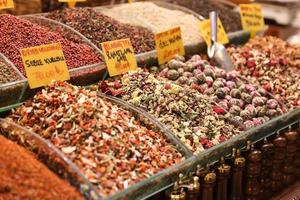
left=210, top=11, right=218, bottom=43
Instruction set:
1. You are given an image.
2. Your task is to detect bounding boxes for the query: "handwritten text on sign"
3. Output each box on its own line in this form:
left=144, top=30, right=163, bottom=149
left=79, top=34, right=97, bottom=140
left=0, top=0, right=14, bottom=9
left=20, top=43, right=70, bottom=89
left=199, top=18, right=229, bottom=47
left=239, top=4, right=264, bottom=33
left=155, top=27, right=185, bottom=65
left=101, top=39, right=137, bottom=77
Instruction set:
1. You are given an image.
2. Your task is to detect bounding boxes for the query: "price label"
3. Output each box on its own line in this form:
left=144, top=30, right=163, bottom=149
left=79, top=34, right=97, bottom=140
left=155, top=27, right=185, bottom=65
left=0, top=0, right=14, bottom=9
left=20, top=43, right=70, bottom=89
left=239, top=4, right=264, bottom=36
left=58, top=0, right=86, bottom=8
left=101, top=39, right=137, bottom=77
left=199, top=18, right=229, bottom=47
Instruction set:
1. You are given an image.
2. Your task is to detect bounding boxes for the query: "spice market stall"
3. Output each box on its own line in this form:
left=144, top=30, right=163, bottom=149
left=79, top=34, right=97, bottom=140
left=0, top=0, right=299, bottom=200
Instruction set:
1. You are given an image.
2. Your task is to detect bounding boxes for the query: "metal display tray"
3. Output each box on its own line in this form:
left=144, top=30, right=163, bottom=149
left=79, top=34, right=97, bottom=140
left=0, top=92, right=195, bottom=200
left=94, top=1, right=250, bottom=66
left=0, top=15, right=106, bottom=110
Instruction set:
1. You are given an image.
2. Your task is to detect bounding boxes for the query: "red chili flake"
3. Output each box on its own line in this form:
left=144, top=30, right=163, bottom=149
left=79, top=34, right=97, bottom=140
left=212, top=106, right=226, bottom=115
left=246, top=60, right=256, bottom=68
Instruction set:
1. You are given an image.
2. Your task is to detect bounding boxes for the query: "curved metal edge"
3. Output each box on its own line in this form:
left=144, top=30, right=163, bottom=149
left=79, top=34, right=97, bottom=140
left=105, top=107, right=300, bottom=200
left=0, top=118, right=101, bottom=200
left=97, top=93, right=194, bottom=158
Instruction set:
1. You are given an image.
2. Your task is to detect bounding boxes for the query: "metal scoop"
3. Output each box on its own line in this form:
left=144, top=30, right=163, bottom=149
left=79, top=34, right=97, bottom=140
left=207, top=11, right=234, bottom=72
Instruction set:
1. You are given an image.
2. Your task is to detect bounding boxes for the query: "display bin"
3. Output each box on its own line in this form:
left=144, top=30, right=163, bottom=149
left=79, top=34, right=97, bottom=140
left=0, top=118, right=100, bottom=200
left=94, top=1, right=251, bottom=67
left=2, top=15, right=106, bottom=104
left=0, top=92, right=195, bottom=200
left=0, top=53, right=27, bottom=110
left=111, top=108, right=300, bottom=200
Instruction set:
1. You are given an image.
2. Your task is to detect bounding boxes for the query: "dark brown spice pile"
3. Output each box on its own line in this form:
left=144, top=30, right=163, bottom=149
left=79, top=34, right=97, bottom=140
left=0, top=135, right=83, bottom=200
left=164, top=0, right=242, bottom=32
left=8, top=81, right=183, bottom=197
left=0, top=60, right=21, bottom=84
left=0, top=14, right=102, bottom=77
left=46, top=8, right=155, bottom=54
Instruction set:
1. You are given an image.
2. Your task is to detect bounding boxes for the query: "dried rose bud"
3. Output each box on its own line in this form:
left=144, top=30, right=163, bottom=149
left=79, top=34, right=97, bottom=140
left=203, top=66, right=215, bottom=78
left=184, top=63, right=195, bottom=72
left=205, top=88, right=215, bottom=95
left=257, top=106, right=267, bottom=117
left=196, top=72, right=206, bottom=84
left=250, top=91, right=261, bottom=98
left=230, top=88, right=241, bottom=98
left=167, top=69, right=180, bottom=80
left=218, top=100, right=229, bottom=110
left=226, top=81, right=236, bottom=89
left=257, top=88, right=267, bottom=96
left=205, top=76, right=214, bottom=86
left=150, top=66, right=159, bottom=73
left=231, top=116, right=244, bottom=127
left=216, top=88, right=226, bottom=99
left=243, top=120, right=255, bottom=130
left=266, top=99, right=279, bottom=109
left=245, top=84, right=256, bottom=92
left=225, top=95, right=232, bottom=101
left=173, top=54, right=185, bottom=62
left=193, top=69, right=202, bottom=76
left=212, top=80, right=224, bottom=90
left=229, top=105, right=241, bottom=116
left=188, top=77, right=198, bottom=85
left=240, top=110, right=251, bottom=120
left=168, top=59, right=185, bottom=69
left=252, top=118, right=263, bottom=126
left=183, top=71, right=193, bottom=78
left=189, top=54, right=201, bottom=62
left=245, top=104, right=257, bottom=117
left=215, top=69, right=226, bottom=78
left=252, top=96, right=265, bottom=107
left=223, top=87, right=230, bottom=95
left=266, top=109, right=278, bottom=117
left=178, top=68, right=185, bottom=75
left=226, top=71, right=238, bottom=81
left=178, top=76, right=188, bottom=84
left=241, top=93, right=252, bottom=104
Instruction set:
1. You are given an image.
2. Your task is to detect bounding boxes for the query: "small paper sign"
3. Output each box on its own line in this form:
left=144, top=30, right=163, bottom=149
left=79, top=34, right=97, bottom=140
left=155, top=27, right=185, bottom=65
left=20, top=43, right=70, bottom=89
left=0, top=0, right=14, bottom=9
left=239, top=4, right=265, bottom=36
left=58, top=0, right=86, bottom=8
left=199, top=18, right=229, bottom=47
left=101, top=39, right=137, bottom=77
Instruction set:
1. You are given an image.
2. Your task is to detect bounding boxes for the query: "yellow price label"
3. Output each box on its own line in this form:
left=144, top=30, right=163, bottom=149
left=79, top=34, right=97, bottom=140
left=155, top=27, right=185, bottom=65
left=58, top=0, right=86, bottom=8
left=0, top=0, right=14, bottom=9
left=199, top=18, right=229, bottom=47
left=239, top=4, right=265, bottom=36
left=20, top=43, right=70, bottom=89
left=101, top=39, right=137, bottom=77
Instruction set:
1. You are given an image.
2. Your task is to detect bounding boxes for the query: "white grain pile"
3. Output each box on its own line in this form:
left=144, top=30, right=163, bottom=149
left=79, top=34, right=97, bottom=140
left=101, top=2, right=202, bottom=45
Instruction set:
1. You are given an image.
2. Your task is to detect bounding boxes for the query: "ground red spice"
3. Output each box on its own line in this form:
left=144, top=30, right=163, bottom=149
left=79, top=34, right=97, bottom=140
left=0, top=14, right=101, bottom=77
left=0, top=135, right=83, bottom=200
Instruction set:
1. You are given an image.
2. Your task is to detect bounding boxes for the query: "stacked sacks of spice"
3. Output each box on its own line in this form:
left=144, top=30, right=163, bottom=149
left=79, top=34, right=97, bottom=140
left=7, top=81, right=183, bottom=197
left=227, top=37, right=300, bottom=109
left=152, top=55, right=285, bottom=130
left=0, top=14, right=101, bottom=77
left=46, top=7, right=155, bottom=54
left=99, top=70, right=240, bottom=153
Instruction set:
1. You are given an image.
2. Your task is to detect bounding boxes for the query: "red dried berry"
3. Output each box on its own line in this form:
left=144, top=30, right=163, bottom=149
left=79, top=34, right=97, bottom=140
left=246, top=60, right=256, bottom=68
